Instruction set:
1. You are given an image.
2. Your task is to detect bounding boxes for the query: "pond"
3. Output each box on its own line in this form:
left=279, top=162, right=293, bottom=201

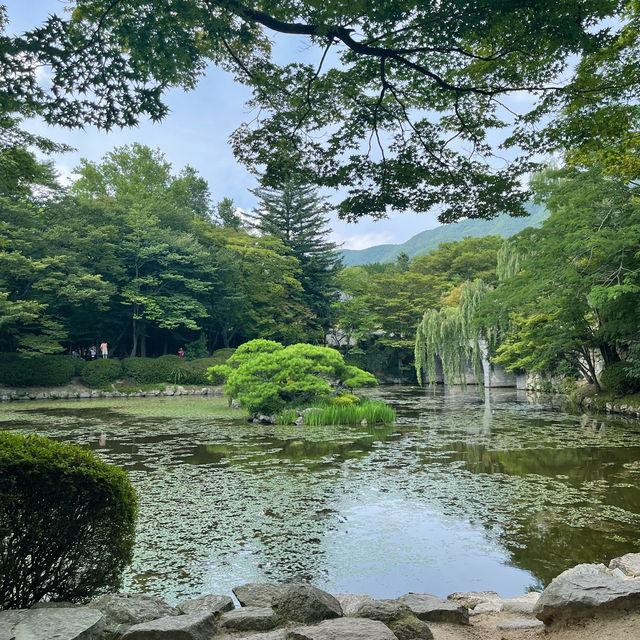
left=2, top=386, right=640, bottom=605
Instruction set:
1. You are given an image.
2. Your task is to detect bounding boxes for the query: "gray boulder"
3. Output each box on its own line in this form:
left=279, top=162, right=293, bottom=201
left=10, top=608, right=105, bottom=640
left=276, top=583, right=343, bottom=623
left=289, top=617, right=397, bottom=640
left=89, top=593, right=179, bottom=633
left=177, top=594, right=234, bottom=615
left=609, top=553, right=640, bottom=578
left=447, top=591, right=500, bottom=610
left=388, top=615, right=434, bottom=640
left=397, top=593, right=469, bottom=625
left=355, top=599, right=406, bottom=623
left=0, top=610, right=29, bottom=640
left=233, top=583, right=287, bottom=607
left=534, top=563, right=640, bottom=624
left=332, top=594, right=373, bottom=616
left=121, top=612, right=217, bottom=640
left=219, top=606, right=277, bottom=631
left=501, top=592, right=540, bottom=615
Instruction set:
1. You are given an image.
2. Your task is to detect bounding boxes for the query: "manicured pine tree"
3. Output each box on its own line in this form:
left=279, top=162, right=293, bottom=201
left=250, top=180, right=343, bottom=339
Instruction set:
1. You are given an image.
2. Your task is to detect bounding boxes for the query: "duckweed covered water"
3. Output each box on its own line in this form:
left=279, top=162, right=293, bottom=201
left=1, top=387, right=640, bottom=604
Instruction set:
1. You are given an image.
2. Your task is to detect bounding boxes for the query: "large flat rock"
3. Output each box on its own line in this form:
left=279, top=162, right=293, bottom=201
left=10, top=608, right=105, bottom=640
left=89, top=593, right=179, bottom=633
left=177, top=594, right=234, bottom=615
left=219, top=607, right=277, bottom=631
left=501, top=592, right=540, bottom=615
left=121, top=612, right=217, bottom=640
left=534, top=563, right=640, bottom=624
left=289, top=617, right=397, bottom=640
left=232, top=583, right=287, bottom=608
left=354, top=599, right=406, bottom=623
left=397, top=593, right=469, bottom=625
left=277, top=583, right=342, bottom=623
left=0, top=611, right=29, bottom=640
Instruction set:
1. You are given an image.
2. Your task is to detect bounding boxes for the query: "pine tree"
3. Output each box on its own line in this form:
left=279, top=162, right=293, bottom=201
left=250, top=181, right=343, bottom=339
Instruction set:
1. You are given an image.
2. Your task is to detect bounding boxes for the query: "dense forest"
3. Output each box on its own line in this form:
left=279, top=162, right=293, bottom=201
left=2, top=142, right=638, bottom=393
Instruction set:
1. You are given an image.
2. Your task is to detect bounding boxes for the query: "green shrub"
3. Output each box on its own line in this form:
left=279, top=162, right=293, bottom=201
left=184, top=353, right=234, bottom=385
left=70, top=357, right=85, bottom=376
left=600, top=361, right=640, bottom=396
left=0, top=432, right=137, bottom=609
left=0, top=353, right=76, bottom=387
left=328, top=392, right=361, bottom=406
left=212, top=339, right=377, bottom=413
left=81, top=359, right=123, bottom=388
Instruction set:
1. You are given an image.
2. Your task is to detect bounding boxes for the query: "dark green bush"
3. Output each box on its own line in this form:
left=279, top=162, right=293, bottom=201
left=0, top=432, right=137, bottom=609
left=0, top=353, right=76, bottom=387
left=122, top=357, right=161, bottom=383
left=600, top=361, right=640, bottom=396
left=81, top=359, right=123, bottom=388
left=183, top=353, right=235, bottom=384
left=70, top=357, right=85, bottom=376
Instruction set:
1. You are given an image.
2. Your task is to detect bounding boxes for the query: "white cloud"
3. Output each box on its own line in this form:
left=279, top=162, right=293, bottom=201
left=335, top=231, right=396, bottom=251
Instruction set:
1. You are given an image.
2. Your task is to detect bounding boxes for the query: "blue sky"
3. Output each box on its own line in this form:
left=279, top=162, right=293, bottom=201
left=5, top=1, right=454, bottom=249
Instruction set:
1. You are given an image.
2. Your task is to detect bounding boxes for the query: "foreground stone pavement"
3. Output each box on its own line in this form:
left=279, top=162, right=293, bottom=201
left=1, top=552, right=639, bottom=640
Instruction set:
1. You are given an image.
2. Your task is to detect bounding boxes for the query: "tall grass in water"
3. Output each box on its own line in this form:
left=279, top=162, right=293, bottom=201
left=276, top=409, right=299, bottom=425
left=303, top=399, right=395, bottom=426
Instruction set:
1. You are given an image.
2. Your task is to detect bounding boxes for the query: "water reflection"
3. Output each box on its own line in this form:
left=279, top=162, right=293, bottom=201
left=1, top=388, right=639, bottom=603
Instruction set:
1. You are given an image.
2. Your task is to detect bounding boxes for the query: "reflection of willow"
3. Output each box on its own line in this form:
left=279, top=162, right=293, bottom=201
left=191, top=423, right=399, bottom=584
left=432, top=441, right=640, bottom=587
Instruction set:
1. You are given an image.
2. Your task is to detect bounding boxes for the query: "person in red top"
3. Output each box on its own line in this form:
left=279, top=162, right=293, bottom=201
left=177, top=347, right=185, bottom=357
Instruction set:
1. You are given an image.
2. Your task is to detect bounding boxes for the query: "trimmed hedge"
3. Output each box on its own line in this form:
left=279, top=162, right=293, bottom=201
left=122, top=353, right=234, bottom=385
left=0, top=353, right=76, bottom=387
left=122, top=356, right=191, bottom=384
left=0, top=432, right=137, bottom=609
left=601, top=361, right=640, bottom=396
left=81, top=359, right=123, bottom=388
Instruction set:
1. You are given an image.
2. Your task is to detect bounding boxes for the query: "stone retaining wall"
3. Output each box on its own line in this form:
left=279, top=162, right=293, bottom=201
left=0, top=385, right=224, bottom=402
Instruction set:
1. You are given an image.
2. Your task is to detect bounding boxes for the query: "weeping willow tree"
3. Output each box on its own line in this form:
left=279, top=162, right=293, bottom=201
left=414, top=280, right=493, bottom=386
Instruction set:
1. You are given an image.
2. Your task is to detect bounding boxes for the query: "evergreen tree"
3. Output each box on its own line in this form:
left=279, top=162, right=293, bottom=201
left=250, top=181, right=342, bottom=338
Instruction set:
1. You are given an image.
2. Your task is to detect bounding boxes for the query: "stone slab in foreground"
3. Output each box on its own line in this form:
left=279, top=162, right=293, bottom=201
left=289, top=617, right=397, bottom=640
left=397, top=593, right=469, bottom=625
left=277, top=583, right=343, bottom=623
left=10, top=608, right=105, bottom=640
left=534, top=563, right=640, bottom=625
left=89, top=593, right=179, bottom=633
left=121, top=612, right=217, bottom=640
left=219, top=606, right=277, bottom=631
left=233, top=583, right=287, bottom=608
left=177, top=594, right=234, bottom=615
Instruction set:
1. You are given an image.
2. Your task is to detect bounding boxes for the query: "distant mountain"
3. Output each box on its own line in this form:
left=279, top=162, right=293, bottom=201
left=340, top=203, right=548, bottom=267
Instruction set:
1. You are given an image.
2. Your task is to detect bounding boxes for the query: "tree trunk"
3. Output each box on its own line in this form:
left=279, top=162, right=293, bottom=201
left=600, top=342, right=620, bottom=366
left=130, top=313, right=138, bottom=358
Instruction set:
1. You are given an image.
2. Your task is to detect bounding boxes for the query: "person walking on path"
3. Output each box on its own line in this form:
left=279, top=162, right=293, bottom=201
left=100, top=341, right=108, bottom=359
